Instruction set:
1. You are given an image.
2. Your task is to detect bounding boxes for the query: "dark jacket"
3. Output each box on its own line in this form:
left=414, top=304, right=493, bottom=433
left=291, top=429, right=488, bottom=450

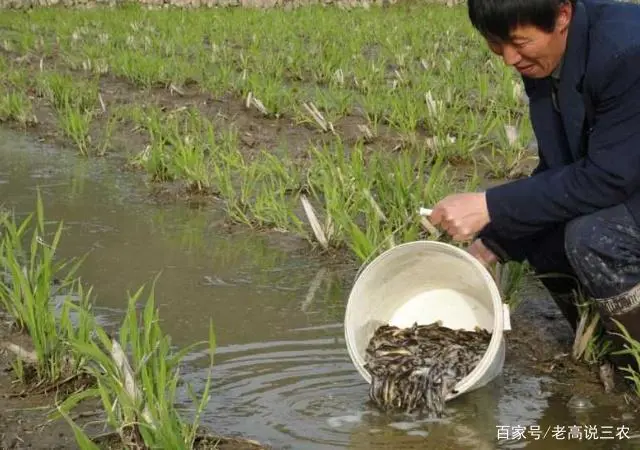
left=479, top=0, right=640, bottom=263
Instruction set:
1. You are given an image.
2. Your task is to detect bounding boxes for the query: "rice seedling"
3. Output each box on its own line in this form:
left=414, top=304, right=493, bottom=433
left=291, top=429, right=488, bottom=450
left=302, top=142, right=371, bottom=251
left=58, top=105, right=94, bottom=156
left=0, top=91, right=37, bottom=126
left=116, top=51, right=171, bottom=89
left=126, top=106, right=173, bottom=179
left=55, top=277, right=217, bottom=450
left=0, top=192, right=91, bottom=387
left=241, top=72, right=291, bottom=119
left=128, top=105, right=246, bottom=193
left=242, top=152, right=306, bottom=233
left=610, top=320, right=640, bottom=396
left=299, top=138, right=474, bottom=260
left=258, top=190, right=305, bottom=232
left=160, top=110, right=216, bottom=192
left=483, top=111, right=536, bottom=179
left=35, top=72, right=97, bottom=114
left=492, top=261, right=529, bottom=309
left=96, top=111, right=119, bottom=157
left=537, top=279, right=617, bottom=366
left=32, top=72, right=99, bottom=155
left=385, top=90, right=424, bottom=136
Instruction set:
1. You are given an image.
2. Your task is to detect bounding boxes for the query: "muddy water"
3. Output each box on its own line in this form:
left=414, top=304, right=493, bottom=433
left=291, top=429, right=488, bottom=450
left=0, top=128, right=638, bottom=450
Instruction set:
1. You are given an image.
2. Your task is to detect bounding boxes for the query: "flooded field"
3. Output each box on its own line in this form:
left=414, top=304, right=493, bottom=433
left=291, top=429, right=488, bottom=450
left=0, top=2, right=638, bottom=448
left=0, top=129, right=638, bottom=449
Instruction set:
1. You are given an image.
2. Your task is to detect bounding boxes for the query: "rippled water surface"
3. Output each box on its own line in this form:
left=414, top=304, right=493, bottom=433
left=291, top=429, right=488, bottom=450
left=0, top=129, right=638, bottom=449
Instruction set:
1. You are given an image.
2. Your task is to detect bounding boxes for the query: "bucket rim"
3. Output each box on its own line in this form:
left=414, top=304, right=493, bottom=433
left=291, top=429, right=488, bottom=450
left=344, top=239, right=505, bottom=398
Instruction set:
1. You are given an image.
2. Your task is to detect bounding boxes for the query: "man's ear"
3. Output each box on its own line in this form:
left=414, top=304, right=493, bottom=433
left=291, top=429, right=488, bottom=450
left=556, top=1, right=573, bottom=33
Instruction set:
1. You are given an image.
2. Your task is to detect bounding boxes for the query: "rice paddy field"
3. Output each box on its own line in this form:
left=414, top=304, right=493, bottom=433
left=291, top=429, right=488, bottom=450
left=0, top=2, right=638, bottom=449
left=0, top=2, right=539, bottom=259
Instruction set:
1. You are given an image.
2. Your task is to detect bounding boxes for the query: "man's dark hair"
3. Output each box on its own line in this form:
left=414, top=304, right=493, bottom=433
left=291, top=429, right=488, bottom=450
left=467, top=0, right=576, bottom=42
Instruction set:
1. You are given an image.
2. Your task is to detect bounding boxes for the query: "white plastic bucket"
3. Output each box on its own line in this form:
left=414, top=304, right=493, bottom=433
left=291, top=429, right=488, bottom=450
left=344, top=240, right=511, bottom=400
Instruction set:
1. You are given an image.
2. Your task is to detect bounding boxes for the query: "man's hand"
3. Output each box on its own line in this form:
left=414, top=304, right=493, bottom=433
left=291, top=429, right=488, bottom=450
left=467, top=238, right=498, bottom=268
left=429, top=192, right=491, bottom=241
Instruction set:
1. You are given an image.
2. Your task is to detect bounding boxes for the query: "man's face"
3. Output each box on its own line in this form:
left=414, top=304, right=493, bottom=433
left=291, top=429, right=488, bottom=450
left=485, top=3, right=573, bottom=78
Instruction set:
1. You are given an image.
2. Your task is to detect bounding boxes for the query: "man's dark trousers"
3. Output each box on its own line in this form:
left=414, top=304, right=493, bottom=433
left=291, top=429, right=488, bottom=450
left=511, top=203, right=640, bottom=370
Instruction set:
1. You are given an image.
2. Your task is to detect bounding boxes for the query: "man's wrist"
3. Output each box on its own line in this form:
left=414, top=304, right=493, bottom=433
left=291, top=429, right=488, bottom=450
left=478, top=236, right=510, bottom=264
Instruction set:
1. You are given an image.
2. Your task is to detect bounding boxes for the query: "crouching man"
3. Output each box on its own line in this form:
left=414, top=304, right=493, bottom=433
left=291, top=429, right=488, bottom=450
left=430, top=0, right=640, bottom=384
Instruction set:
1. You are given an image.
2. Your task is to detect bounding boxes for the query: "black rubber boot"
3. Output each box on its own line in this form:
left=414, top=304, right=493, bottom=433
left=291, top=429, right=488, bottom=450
left=539, top=276, right=582, bottom=333
left=547, top=290, right=581, bottom=333
left=595, top=283, right=640, bottom=373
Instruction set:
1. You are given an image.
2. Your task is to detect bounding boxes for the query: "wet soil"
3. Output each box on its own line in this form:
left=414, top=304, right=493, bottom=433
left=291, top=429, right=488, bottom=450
left=0, top=314, right=91, bottom=450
